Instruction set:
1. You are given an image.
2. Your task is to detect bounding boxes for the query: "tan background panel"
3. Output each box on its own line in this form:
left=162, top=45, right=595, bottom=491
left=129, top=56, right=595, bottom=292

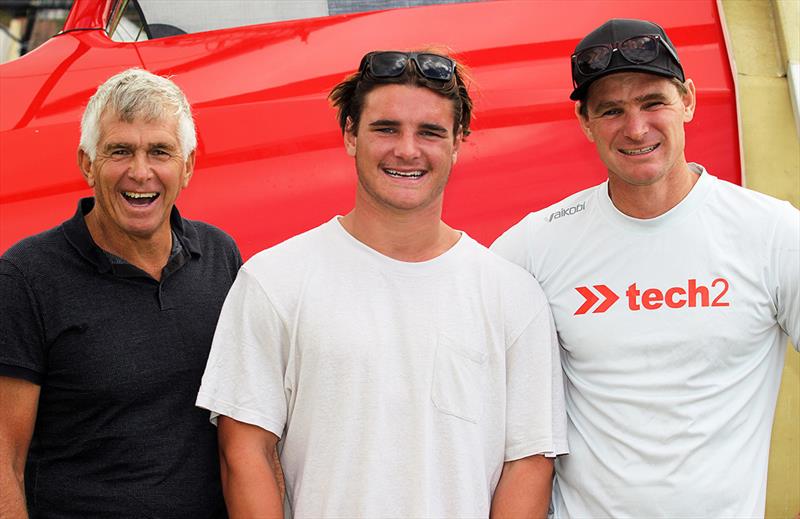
left=720, top=1, right=800, bottom=517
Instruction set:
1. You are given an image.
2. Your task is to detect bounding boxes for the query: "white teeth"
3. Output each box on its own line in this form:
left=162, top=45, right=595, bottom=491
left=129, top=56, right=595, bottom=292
left=620, top=144, right=658, bottom=156
left=123, top=192, right=158, bottom=199
left=385, top=169, right=424, bottom=178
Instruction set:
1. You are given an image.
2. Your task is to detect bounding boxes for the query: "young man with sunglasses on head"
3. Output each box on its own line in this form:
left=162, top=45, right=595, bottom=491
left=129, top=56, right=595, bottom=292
left=492, top=18, right=799, bottom=518
left=197, top=50, right=567, bottom=517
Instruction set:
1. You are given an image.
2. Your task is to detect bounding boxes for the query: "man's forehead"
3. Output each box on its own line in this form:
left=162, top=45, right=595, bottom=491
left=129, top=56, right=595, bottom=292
left=98, top=110, right=179, bottom=138
left=99, top=110, right=177, bottom=125
left=362, top=84, right=454, bottom=118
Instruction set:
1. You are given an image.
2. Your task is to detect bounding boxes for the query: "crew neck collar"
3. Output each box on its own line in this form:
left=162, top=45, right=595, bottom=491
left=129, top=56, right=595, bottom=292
left=328, top=216, right=469, bottom=275
left=597, top=163, right=714, bottom=232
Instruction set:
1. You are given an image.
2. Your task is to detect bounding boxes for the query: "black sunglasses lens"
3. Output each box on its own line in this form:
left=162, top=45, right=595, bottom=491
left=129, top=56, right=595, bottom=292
left=576, top=46, right=612, bottom=75
left=369, top=52, right=408, bottom=78
left=618, top=36, right=658, bottom=64
left=415, top=53, right=454, bottom=81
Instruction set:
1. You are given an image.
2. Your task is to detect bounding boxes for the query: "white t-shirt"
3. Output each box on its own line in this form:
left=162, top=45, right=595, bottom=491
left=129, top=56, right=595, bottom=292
left=198, top=217, right=568, bottom=518
left=492, top=165, right=800, bottom=518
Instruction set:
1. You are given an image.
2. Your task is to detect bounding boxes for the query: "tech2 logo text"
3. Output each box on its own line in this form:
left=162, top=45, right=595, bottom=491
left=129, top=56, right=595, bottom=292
left=574, top=278, right=731, bottom=315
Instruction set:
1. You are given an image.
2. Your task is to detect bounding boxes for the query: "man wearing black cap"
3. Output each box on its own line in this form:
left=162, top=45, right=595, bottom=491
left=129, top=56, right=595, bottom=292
left=493, top=18, right=799, bottom=518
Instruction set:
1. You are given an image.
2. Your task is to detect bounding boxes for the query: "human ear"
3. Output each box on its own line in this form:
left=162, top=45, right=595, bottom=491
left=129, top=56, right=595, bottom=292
left=182, top=150, right=196, bottom=188
left=344, top=117, right=357, bottom=157
left=78, top=148, right=95, bottom=187
left=574, top=102, right=595, bottom=142
left=452, top=130, right=462, bottom=164
left=682, top=79, right=697, bottom=123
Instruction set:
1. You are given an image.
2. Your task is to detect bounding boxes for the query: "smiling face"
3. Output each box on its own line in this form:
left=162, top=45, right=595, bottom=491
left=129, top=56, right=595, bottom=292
left=79, top=110, right=194, bottom=246
left=577, top=72, right=695, bottom=189
left=344, top=83, right=461, bottom=216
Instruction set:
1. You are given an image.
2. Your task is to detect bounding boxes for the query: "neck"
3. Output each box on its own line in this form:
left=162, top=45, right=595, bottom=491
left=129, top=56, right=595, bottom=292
left=608, top=161, right=699, bottom=219
left=339, top=200, right=460, bottom=262
left=84, top=211, right=172, bottom=280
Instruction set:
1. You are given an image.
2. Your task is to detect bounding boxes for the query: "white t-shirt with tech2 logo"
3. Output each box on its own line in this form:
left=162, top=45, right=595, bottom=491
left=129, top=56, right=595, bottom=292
left=491, top=164, right=800, bottom=519
left=197, top=217, right=568, bottom=518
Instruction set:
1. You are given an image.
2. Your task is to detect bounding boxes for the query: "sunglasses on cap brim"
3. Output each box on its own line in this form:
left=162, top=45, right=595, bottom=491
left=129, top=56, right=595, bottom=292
left=359, top=51, right=456, bottom=82
left=572, top=34, right=681, bottom=81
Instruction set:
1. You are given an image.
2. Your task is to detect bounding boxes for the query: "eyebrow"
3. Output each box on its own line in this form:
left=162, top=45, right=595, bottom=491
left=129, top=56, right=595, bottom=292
left=590, top=99, right=621, bottom=113
left=102, top=141, right=178, bottom=152
left=148, top=142, right=178, bottom=151
left=103, top=142, right=132, bottom=152
left=369, top=119, right=400, bottom=127
left=592, top=92, right=671, bottom=113
left=419, top=123, right=448, bottom=134
left=635, top=92, right=670, bottom=104
left=368, top=119, right=449, bottom=134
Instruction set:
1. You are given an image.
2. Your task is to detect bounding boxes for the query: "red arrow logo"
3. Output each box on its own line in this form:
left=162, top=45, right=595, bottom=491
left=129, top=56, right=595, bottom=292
left=574, top=285, right=619, bottom=315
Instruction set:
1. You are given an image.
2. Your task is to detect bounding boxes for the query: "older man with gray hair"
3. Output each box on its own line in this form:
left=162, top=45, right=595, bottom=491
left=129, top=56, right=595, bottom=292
left=0, top=68, right=241, bottom=518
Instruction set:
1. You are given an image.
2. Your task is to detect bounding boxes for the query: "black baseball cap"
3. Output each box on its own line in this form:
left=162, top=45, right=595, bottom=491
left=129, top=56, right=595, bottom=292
left=570, top=18, right=685, bottom=101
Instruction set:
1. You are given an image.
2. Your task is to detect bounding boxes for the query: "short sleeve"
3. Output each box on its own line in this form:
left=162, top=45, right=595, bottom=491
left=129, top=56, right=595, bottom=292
left=0, top=259, right=46, bottom=384
left=196, top=265, right=290, bottom=437
left=770, top=202, right=800, bottom=348
left=504, top=299, right=568, bottom=461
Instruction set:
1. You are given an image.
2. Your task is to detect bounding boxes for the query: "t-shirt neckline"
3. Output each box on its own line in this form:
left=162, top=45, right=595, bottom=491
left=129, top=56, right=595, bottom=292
left=328, top=216, right=469, bottom=275
left=596, top=163, right=714, bottom=232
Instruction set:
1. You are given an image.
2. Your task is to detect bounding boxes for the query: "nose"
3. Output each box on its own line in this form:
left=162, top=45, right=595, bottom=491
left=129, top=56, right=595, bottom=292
left=622, top=110, right=648, bottom=141
left=127, top=150, right=152, bottom=182
left=393, top=131, right=420, bottom=160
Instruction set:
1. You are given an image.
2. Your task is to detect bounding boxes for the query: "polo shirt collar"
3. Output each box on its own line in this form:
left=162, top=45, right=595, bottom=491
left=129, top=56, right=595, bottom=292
left=62, top=197, right=201, bottom=274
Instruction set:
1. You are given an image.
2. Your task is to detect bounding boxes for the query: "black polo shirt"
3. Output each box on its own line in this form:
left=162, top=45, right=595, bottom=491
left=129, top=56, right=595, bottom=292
left=1, top=198, right=241, bottom=518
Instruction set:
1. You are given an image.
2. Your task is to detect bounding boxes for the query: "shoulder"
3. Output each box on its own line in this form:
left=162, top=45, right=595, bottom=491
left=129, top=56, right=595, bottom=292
left=222, top=222, right=336, bottom=318
left=491, top=184, right=602, bottom=271
left=705, top=175, right=799, bottom=234
left=466, top=237, right=533, bottom=279
left=711, top=175, right=794, bottom=209
left=181, top=218, right=238, bottom=249
left=239, top=220, right=333, bottom=280
left=496, top=183, right=601, bottom=242
left=463, top=236, right=549, bottom=308
left=179, top=218, right=242, bottom=269
left=460, top=237, right=553, bottom=343
left=1, top=223, right=69, bottom=277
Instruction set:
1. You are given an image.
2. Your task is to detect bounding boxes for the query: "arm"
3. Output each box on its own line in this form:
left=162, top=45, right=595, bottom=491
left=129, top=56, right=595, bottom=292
left=490, top=454, right=554, bottom=519
left=0, top=376, right=40, bottom=519
left=772, top=202, right=799, bottom=348
left=492, top=270, right=566, bottom=518
left=217, top=416, right=282, bottom=518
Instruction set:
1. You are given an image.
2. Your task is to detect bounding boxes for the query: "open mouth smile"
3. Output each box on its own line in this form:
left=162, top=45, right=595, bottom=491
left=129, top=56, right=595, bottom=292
left=383, top=168, right=425, bottom=179
left=619, top=144, right=659, bottom=156
left=122, top=191, right=160, bottom=206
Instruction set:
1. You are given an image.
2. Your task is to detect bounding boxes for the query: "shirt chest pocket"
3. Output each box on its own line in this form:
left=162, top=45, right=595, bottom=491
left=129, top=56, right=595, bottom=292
left=431, top=336, right=488, bottom=423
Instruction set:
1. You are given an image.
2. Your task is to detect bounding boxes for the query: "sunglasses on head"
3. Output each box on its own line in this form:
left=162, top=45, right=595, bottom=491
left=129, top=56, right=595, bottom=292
left=359, top=51, right=456, bottom=82
left=572, top=34, right=681, bottom=78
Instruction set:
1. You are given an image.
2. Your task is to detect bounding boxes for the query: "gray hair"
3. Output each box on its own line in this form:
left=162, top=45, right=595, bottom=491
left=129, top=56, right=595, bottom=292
left=80, top=68, right=196, bottom=161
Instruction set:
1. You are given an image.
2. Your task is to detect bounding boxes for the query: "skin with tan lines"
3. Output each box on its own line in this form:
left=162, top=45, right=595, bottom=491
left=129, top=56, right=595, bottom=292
left=78, top=111, right=195, bottom=280
left=576, top=72, right=697, bottom=219
left=217, top=82, right=555, bottom=519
